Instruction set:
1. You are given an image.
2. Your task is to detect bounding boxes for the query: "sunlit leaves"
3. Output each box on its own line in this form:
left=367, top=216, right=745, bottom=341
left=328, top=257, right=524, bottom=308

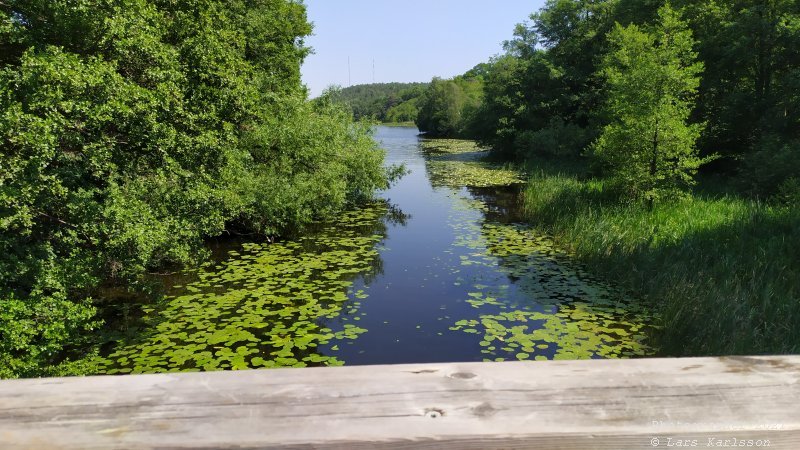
left=592, top=5, right=709, bottom=204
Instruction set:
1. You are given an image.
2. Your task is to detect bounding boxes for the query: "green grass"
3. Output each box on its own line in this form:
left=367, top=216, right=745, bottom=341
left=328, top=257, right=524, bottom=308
left=521, top=162, right=800, bottom=355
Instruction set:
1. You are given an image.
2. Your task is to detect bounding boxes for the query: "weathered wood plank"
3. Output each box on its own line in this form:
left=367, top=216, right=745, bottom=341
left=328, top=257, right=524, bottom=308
left=0, top=356, right=798, bottom=449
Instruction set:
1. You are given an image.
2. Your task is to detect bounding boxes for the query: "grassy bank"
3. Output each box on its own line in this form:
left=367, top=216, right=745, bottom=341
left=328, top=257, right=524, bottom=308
left=521, top=163, right=800, bottom=355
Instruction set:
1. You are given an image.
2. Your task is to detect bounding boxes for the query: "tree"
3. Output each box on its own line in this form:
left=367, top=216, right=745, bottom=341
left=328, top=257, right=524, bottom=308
left=592, top=4, right=711, bottom=205
left=0, top=0, right=394, bottom=378
left=477, top=0, right=616, bottom=159
left=415, top=76, right=482, bottom=138
left=416, top=78, right=464, bottom=136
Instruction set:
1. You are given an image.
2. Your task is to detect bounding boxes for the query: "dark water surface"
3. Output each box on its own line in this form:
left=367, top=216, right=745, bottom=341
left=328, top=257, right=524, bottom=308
left=96, top=126, right=652, bottom=374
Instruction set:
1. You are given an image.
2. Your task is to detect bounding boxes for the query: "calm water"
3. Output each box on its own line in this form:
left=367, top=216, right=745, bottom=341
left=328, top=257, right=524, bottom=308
left=96, top=126, right=652, bottom=374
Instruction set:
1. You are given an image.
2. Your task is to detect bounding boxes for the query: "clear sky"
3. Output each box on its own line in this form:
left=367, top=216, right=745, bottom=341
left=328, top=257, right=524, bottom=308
left=300, top=0, right=546, bottom=97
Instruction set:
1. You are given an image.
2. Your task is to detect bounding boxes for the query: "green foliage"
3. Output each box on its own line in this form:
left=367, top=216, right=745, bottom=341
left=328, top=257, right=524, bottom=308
left=514, top=118, right=592, bottom=158
left=416, top=78, right=465, bottom=136
left=741, top=137, right=800, bottom=196
left=384, top=96, right=420, bottom=123
left=0, top=0, right=393, bottom=377
left=468, top=55, right=528, bottom=154
left=674, top=0, right=800, bottom=162
left=776, top=177, right=800, bottom=205
left=328, top=82, right=428, bottom=122
left=415, top=74, right=483, bottom=137
left=0, top=291, right=99, bottom=378
left=472, top=0, right=800, bottom=191
left=235, top=93, right=394, bottom=235
left=467, top=0, right=800, bottom=356
left=473, top=0, right=615, bottom=158
left=592, top=5, right=710, bottom=204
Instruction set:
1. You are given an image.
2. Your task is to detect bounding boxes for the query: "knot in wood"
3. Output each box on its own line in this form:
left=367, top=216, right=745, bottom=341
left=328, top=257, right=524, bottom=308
left=424, top=408, right=445, bottom=418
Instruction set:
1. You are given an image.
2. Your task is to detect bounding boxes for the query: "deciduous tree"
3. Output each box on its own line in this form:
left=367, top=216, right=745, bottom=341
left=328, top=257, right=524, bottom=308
left=592, top=5, right=711, bottom=205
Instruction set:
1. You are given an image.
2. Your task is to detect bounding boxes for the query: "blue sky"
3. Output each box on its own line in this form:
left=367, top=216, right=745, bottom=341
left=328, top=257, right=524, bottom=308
left=300, top=0, right=546, bottom=97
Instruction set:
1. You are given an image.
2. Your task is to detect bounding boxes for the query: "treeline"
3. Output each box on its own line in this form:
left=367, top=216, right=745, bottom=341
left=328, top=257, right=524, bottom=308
left=0, top=0, right=396, bottom=377
left=329, top=82, right=427, bottom=123
left=422, top=0, right=800, bottom=200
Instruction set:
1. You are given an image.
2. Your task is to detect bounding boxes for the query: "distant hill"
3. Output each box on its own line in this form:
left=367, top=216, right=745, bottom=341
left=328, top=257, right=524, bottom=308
left=330, top=82, right=428, bottom=123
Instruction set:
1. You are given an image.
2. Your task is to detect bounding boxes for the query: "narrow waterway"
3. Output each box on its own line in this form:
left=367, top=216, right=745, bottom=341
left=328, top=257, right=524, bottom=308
left=96, top=126, right=653, bottom=374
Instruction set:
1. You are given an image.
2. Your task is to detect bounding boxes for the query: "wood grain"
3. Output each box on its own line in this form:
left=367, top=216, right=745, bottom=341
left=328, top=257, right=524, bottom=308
left=0, top=356, right=798, bottom=449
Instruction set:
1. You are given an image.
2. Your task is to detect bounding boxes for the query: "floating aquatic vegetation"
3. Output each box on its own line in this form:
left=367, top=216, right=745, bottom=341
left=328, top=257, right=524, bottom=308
left=93, top=133, right=654, bottom=374
left=420, top=139, right=526, bottom=188
left=418, top=139, right=654, bottom=361
left=449, top=303, right=652, bottom=361
left=419, top=139, right=486, bottom=154
left=93, top=203, right=389, bottom=374
left=464, top=291, right=505, bottom=308
left=444, top=193, right=655, bottom=360
left=427, top=160, right=526, bottom=188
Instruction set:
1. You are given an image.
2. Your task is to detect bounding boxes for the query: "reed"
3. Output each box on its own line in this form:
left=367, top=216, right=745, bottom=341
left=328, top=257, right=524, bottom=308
left=521, top=163, right=800, bottom=355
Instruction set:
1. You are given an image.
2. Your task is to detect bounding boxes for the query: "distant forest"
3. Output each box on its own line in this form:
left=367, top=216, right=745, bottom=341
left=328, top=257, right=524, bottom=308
left=330, top=63, right=488, bottom=136
left=328, top=82, right=428, bottom=123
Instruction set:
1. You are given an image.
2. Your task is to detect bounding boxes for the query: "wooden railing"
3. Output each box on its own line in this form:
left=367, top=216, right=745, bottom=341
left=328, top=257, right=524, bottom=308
left=1, top=356, right=798, bottom=449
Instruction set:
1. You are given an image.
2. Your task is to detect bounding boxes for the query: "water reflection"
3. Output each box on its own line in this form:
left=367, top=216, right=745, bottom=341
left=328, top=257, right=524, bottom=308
left=92, top=126, right=653, bottom=374
left=95, top=202, right=405, bottom=373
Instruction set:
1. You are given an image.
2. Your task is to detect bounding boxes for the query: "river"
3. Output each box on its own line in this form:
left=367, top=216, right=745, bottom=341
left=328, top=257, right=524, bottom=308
left=95, top=126, right=653, bottom=374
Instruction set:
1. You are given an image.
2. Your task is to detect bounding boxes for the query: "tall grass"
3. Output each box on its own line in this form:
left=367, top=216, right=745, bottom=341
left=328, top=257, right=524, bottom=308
left=522, top=167, right=800, bottom=355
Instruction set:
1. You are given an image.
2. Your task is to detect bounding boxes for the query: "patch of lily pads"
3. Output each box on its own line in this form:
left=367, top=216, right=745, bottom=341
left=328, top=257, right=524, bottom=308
left=420, top=139, right=526, bottom=188
left=449, top=304, right=651, bottom=361
left=444, top=194, right=655, bottom=361
left=419, top=139, right=486, bottom=154
left=93, top=203, right=389, bottom=374
left=421, top=138, right=654, bottom=361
